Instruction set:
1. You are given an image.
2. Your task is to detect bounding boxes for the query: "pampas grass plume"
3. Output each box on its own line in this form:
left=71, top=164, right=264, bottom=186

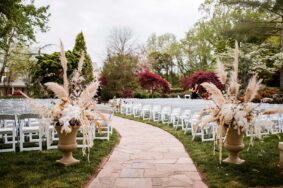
left=44, top=82, right=68, bottom=101
left=201, top=82, right=225, bottom=106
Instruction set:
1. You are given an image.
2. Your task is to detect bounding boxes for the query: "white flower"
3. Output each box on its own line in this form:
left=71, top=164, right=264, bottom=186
left=59, top=104, right=81, bottom=133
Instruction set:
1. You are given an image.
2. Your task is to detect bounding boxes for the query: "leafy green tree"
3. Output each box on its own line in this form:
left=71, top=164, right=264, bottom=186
left=202, top=0, right=283, bottom=87
left=146, top=33, right=182, bottom=86
left=218, top=41, right=282, bottom=88
left=5, top=44, right=36, bottom=94
left=100, top=54, right=138, bottom=100
left=31, top=33, right=94, bottom=97
left=148, top=52, right=172, bottom=78
left=0, top=0, right=50, bottom=82
left=31, top=51, right=74, bottom=97
left=72, top=32, right=93, bottom=83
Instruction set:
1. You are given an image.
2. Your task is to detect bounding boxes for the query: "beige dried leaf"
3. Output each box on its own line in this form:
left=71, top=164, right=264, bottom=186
left=228, top=80, right=240, bottom=97
left=244, top=75, right=262, bottom=102
left=44, top=82, right=68, bottom=101
left=59, top=40, right=69, bottom=95
left=78, top=51, right=85, bottom=73
left=201, top=82, right=226, bottom=106
left=79, top=81, right=99, bottom=106
left=232, top=40, right=240, bottom=79
left=215, top=59, right=227, bottom=85
left=263, top=107, right=283, bottom=115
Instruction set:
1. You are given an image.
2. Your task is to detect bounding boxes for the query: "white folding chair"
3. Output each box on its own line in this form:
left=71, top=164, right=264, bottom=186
left=133, top=104, right=142, bottom=117
left=188, top=112, right=201, bottom=136
left=269, top=114, right=280, bottom=134
left=142, top=105, right=151, bottom=120
left=161, top=106, right=171, bottom=124
left=46, top=125, right=58, bottom=150
left=0, top=115, right=17, bottom=152
left=92, top=113, right=113, bottom=141
left=179, top=109, right=191, bottom=131
left=77, top=126, right=94, bottom=148
left=170, top=108, right=181, bottom=126
left=201, top=122, right=216, bottom=142
left=18, top=114, right=42, bottom=151
left=152, top=105, right=161, bottom=122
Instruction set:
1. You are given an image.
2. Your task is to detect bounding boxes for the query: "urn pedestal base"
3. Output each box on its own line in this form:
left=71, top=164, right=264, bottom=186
left=222, top=150, right=245, bottom=164
left=55, top=126, right=80, bottom=167
left=223, top=127, right=245, bottom=165
left=56, top=149, right=80, bottom=166
left=279, top=142, right=283, bottom=168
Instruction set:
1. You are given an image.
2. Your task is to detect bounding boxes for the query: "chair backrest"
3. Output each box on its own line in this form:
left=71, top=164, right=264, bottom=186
left=171, top=108, right=181, bottom=115
left=152, top=105, right=161, bottom=111
left=161, top=106, right=171, bottom=113
left=0, top=114, right=17, bottom=128
left=0, top=114, right=16, bottom=121
left=182, top=109, right=191, bottom=117
left=18, top=113, right=41, bottom=120
left=142, top=105, right=151, bottom=110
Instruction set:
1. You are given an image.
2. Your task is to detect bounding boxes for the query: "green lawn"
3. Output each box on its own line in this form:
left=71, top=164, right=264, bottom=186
left=0, top=130, right=119, bottom=188
left=117, top=114, right=283, bottom=188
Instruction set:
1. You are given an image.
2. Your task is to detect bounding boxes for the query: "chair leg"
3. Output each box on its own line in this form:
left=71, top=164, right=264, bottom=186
left=107, top=125, right=110, bottom=141
left=46, top=129, right=51, bottom=150
left=13, top=130, right=16, bottom=152
left=39, top=131, right=42, bottom=151
left=20, top=131, right=24, bottom=152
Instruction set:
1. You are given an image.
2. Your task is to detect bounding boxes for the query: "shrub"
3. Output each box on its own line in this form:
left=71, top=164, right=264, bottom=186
left=138, top=71, right=171, bottom=94
left=180, top=71, right=224, bottom=94
left=254, top=86, right=281, bottom=103
left=134, top=92, right=150, bottom=98
left=119, top=88, right=134, bottom=98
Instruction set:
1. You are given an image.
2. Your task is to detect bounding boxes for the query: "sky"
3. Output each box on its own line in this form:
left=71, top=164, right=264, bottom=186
left=34, top=0, right=204, bottom=66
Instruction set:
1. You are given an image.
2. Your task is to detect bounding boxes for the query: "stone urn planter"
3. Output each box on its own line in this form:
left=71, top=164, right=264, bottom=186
left=55, top=125, right=80, bottom=166
left=279, top=142, right=283, bottom=168
left=223, top=127, right=245, bottom=164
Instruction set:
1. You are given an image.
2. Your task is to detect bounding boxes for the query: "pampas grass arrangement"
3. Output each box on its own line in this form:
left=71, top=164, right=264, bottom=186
left=21, top=41, right=105, bottom=158
left=194, top=41, right=282, bottom=163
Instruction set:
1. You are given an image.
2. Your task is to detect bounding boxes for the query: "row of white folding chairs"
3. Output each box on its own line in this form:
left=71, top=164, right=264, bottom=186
left=245, top=114, right=283, bottom=137
left=123, top=102, right=283, bottom=141
left=0, top=114, right=43, bottom=152
left=121, top=102, right=215, bottom=142
left=121, top=99, right=283, bottom=141
left=46, top=112, right=114, bottom=149
left=0, top=112, right=114, bottom=152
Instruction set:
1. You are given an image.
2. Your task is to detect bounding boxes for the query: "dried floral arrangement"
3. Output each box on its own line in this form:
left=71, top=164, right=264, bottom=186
left=193, top=41, right=282, bottom=162
left=21, top=41, right=106, bottom=156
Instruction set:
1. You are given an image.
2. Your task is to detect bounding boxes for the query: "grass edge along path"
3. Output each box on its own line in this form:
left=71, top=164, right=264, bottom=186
left=0, top=129, right=120, bottom=188
left=117, top=113, right=283, bottom=188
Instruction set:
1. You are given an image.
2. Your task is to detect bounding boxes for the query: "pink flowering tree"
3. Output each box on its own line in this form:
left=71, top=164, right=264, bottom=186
left=180, top=71, right=224, bottom=94
left=138, top=71, right=171, bottom=96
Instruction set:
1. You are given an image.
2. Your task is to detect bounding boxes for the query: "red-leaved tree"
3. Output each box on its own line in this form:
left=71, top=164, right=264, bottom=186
left=138, top=71, right=171, bottom=95
left=180, top=71, right=224, bottom=94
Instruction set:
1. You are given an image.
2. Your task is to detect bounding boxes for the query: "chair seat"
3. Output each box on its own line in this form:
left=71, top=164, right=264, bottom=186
left=0, top=127, right=14, bottom=134
left=22, top=126, right=40, bottom=132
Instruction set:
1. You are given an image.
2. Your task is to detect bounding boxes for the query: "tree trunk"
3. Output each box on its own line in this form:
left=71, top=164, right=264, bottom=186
left=280, top=16, right=283, bottom=89
left=0, top=48, right=9, bottom=83
left=0, top=32, right=13, bottom=83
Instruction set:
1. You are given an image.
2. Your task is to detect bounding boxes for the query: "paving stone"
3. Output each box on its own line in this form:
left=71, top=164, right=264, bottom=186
left=144, top=168, right=174, bottom=178
left=114, top=178, right=152, bottom=188
left=119, top=168, right=144, bottom=178
left=87, top=116, right=206, bottom=188
left=193, top=180, right=207, bottom=188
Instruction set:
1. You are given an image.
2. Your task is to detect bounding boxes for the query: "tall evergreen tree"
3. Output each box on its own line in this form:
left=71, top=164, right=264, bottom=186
left=73, top=32, right=93, bottom=83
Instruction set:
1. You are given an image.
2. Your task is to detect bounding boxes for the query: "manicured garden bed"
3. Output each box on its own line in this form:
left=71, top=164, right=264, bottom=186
left=0, top=130, right=119, bottom=188
left=117, top=114, right=283, bottom=188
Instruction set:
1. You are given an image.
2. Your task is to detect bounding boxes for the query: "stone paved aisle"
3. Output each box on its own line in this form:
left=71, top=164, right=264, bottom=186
left=88, top=116, right=207, bottom=188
